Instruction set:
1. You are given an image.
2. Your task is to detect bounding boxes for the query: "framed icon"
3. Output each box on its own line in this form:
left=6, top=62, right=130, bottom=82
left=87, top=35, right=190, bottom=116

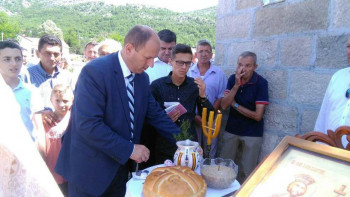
left=235, top=136, right=350, bottom=196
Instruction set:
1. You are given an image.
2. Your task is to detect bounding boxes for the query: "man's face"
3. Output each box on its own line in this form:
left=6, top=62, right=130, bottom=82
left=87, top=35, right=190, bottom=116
left=196, top=45, right=213, bottom=65
left=127, top=35, right=160, bottom=74
left=84, top=44, right=98, bottom=61
left=170, top=53, right=192, bottom=78
left=0, top=48, right=22, bottom=80
left=36, top=44, right=61, bottom=70
left=237, top=56, right=257, bottom=81
left=51, top=93, right=73, bottom=115
left=346, top=37, right=350, bottom=64
left=158, top=40, right=176, bottom=63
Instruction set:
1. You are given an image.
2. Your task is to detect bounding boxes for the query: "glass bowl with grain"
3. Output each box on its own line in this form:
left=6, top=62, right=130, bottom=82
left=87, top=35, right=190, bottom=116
left=200, top=158, right=238, bottom=189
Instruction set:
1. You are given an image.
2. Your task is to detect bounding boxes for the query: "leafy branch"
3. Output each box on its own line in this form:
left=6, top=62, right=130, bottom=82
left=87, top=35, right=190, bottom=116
left=173, top=119, right=193, bottom=141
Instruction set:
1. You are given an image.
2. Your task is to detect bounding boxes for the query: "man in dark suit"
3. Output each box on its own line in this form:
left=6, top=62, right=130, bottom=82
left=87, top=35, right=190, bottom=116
left=56, top=25, right=180, bottom=197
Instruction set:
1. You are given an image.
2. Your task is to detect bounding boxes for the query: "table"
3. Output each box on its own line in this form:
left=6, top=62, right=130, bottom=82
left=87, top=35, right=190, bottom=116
left=125, top=165, right=241, bottom=197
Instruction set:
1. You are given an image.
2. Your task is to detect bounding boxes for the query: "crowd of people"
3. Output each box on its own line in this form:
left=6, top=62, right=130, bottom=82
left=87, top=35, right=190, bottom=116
left=0, top=25, right=349, bottom=196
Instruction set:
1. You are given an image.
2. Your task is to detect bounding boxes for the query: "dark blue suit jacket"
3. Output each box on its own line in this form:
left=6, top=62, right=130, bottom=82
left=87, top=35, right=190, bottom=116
left=56, top=52, right=180, bottom=196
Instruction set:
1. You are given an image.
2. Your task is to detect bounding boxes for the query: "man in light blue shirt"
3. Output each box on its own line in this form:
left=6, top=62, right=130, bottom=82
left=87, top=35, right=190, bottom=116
left=188, top=39, right=227, bottom=158
left=0, top=41, right=43, bottom=139
left=13, top=79, right=43, bottom=138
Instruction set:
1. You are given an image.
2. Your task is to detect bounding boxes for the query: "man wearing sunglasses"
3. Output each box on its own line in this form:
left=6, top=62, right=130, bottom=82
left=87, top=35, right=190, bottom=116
left=314, top=36, right=350, bottom=148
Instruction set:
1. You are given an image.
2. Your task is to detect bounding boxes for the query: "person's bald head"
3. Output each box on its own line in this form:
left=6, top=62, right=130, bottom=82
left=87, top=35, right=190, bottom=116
left=124, top=25, right=158, bottom=51
left=122, top=25, right=160, bottom=74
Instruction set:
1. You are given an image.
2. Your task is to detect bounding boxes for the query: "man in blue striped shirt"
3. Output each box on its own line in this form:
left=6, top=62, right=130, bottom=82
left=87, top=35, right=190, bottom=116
left=26, top=35, right=73, bottom=126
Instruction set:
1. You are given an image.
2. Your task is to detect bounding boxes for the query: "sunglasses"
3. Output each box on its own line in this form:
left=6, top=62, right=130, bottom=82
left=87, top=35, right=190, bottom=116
left=346, top=88, right=350, bottom=99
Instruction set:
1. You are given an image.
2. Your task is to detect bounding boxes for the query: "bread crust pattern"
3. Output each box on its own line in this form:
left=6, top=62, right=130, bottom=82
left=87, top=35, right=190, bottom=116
left=143, top=166, right=207, bottom=197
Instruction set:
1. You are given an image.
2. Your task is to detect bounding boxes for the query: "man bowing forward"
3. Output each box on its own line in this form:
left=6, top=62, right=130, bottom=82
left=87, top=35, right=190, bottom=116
left=56, top=25, right=180, bottom=197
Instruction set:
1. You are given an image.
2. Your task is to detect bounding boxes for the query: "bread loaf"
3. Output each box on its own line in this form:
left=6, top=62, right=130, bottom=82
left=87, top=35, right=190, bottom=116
left=143, top=166, right=207, bottom=197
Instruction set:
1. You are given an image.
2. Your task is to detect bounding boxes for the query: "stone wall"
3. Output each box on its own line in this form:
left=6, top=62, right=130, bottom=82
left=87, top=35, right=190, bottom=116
left=215, top=0, right=350, bottom=160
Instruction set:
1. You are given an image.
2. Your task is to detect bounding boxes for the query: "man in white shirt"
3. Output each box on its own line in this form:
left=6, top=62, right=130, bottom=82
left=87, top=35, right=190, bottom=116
left=314, top=36, right=350, bottom=148
left=141, top=29, right=176, bottom=169
left=145, top=29, right=176, bottom=83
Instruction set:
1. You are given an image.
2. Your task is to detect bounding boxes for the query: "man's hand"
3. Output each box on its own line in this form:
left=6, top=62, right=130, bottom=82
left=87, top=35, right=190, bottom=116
left=194, top=78, right=206, bottom=98
left=41, top=110, right=58, bottom=127
left=235, top=66, right=244, bottom=86
left=130, top=144, right=150, bottom=163
left=169, top=110, right=181, bottom=122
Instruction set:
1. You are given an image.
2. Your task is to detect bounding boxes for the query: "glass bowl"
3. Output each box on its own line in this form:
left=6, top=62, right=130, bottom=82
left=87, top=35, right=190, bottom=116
left=200, top=158, right=238, bottom=189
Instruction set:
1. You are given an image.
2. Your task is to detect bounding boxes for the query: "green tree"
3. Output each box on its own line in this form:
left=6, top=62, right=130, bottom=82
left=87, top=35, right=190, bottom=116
left=64, top=28, right=82, bottom=54
left=37, top=20, right=63, bottom=40
left=0, top=12, right=20, bottom=40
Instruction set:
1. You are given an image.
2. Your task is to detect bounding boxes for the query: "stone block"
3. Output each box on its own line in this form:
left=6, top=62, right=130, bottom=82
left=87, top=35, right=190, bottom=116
left=259, top=132, right=284, bottom=161
left=214, top=43, right=225, bottom=66
left=316, top=35, right=350, bottom=68
left=281, top=37, right=312, bottom=67
left=236, top=0, right=261, bottom=10
left=290, top=71, right=332, bottom=105
left=222, top=66, right=235, bottom=79
left=259, top=70, right=288, bottom=100
left=264, top=104, right=298, bottom=134
left=227, top=39, right=278, bottom=67
left=216, top=13, right=251, bottom=41
left=301, top=109, right=319, bottom=134
left=333, top=0, right=350, bottom=28
left=253, top=0, right=329, bottom=37
left=217, top=0, right=235, bottom=16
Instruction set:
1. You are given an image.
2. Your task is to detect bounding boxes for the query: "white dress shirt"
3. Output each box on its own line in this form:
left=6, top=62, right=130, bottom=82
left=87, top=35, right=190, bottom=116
left=314, top=67, right=350, bottom=147
left=145, top=57, right=172, bottom=84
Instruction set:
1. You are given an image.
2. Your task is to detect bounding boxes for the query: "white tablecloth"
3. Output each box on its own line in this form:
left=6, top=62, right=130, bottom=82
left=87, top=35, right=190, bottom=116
left=125, top=165, right=240, bottom=197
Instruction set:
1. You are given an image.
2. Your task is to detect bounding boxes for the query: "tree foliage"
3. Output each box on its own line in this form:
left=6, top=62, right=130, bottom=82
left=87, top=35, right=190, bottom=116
left=0, top=12, right=20, bottom=40
left=64, top=28, right=82, bottom=54
left=3, top=0, right=216, bottom=54
left=37, top=20, right=64, bottom=40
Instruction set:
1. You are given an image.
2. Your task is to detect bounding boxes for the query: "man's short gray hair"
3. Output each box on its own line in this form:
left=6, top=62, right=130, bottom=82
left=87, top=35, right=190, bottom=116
left=238, top=51, right=257, bottom=65
left=196, top=39, right=212, bottom=51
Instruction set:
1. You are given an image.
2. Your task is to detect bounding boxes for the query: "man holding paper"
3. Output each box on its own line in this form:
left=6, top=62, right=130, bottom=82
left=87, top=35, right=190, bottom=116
left=150, top=44, right=214, bottom=163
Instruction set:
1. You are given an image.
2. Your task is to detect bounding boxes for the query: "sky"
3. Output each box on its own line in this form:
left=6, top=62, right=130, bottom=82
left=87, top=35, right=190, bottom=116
left=104, top=0, right=218, bottom=12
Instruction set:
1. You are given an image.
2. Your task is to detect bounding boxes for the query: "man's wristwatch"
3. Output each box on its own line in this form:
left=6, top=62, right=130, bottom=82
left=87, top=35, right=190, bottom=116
left=233, top=103, right=239, bottom=108
left=199, top=96, right=207, bottom=103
